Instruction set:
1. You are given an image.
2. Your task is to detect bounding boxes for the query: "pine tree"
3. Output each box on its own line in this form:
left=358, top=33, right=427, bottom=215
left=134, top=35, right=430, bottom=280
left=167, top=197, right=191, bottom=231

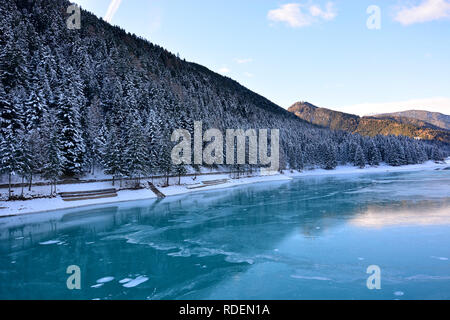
left=324, top=144, right=337, bottom=170
left=84, top=101, right=105, bottom=174
left=174, top=165, right=187, bottom=185
left=124, top=113, right=148, bottom=186
left=354, top=145, right=366, bottom=169
left=0, top=83, right=23, bottom=134
left=0, top=135, right=22, bottom=199
left=56, top=88, right=86, bottom=177
left=388, top=139, right=406, bottom=166
left=103, top=126, right=123, bottom=187
left=0, top=83, right=24, bottom=199
left=24, top=79, right=46, bottom=130
left=41, top=111, right=63, bottom=196
left=159, top=143, right=174, bottom=187
left=367, top=140, right=381, bottom=166
left=42, top=130, right=63, bottom=196
left=431, top=147, right=444, bottom=162
left=24, top=129, right=43, bottom=192
left=16, top=134, right=32, bottom=197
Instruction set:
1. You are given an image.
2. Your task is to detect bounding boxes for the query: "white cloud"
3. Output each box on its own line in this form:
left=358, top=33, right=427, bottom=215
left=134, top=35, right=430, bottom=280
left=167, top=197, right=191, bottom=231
left=267, top=2, right=337, bottom=28
left=334, top=97, right=450, bottom=116
left=309, top=2, right=337, bottom=20
left=236, top=58, right=253, bottom=64
left=218, top=67, right=231, bottom=74
left=394, top=0, right=450, bottom=26
left=244, top=72, right=254, bottom=77
left=104, top=0, right=123, bottom=23
left=268, top=3, right=312, bottom=27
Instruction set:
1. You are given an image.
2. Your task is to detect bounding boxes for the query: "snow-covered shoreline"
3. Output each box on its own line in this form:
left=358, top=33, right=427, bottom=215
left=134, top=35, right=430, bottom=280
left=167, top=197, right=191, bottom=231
left=0, top=160, right=448, bottom=218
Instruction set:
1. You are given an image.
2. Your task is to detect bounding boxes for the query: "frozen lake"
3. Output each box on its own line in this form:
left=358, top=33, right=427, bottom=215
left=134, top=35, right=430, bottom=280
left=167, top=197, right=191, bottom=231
left=0, top=170, right=449, bottom=300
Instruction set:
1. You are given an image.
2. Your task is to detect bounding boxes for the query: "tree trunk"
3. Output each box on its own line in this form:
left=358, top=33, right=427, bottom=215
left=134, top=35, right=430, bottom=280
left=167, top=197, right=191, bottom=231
left=28, top=173, right=32, bottom=192
left=112, top=176, right=115, bottom=186
left=8, top=173, right=12, bottom=200
left=21, top=176, right=24, bottom=197
left=178, top=174, right=181, bottom=185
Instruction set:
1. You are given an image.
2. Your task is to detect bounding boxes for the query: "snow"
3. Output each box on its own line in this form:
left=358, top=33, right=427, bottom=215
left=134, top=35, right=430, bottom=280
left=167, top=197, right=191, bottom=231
left=0, top=184, right=157, bottom=217
left=430, top=256, right=449, bottom=261
left=122, top=276, right=149, bottom=288
left=0, top=173, right=292, bottom=217
left=284, top=160, right=450, bottom=178
left=39, top=240, right=63, bottom=245
left=119, top=278, right=133, bottom=284
left=0, top=159, right=448, bottom=218
left=290, top=275, right=332, bottom=281
left=96, top=277, right=115, bottom=283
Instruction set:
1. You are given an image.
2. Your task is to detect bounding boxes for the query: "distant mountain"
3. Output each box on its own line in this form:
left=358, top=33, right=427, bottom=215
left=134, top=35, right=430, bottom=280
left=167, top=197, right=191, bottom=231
left=374, top=110, right=450, bottom=131
left=288, top=102, right=450, bottom=144
left=287, top=102, right=359, bottom=131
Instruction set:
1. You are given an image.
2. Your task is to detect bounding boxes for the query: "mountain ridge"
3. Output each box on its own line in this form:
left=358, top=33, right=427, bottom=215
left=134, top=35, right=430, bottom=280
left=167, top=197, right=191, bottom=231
left=288, top=102, right=450, bottom=144
left=374, top=110, right=450, bottom=131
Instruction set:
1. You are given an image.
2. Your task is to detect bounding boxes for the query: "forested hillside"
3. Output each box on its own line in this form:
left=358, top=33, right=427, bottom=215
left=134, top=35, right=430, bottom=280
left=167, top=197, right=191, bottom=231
left=289, top=102, right=450, bottom=144
left=0, top=0, right=447, bottom=195
left=375, top=110, right=450, bottom=131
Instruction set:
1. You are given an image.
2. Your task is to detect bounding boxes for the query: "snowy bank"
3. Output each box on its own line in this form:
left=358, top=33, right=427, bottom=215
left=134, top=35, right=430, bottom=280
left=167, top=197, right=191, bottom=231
left=285, top=159, right=450, bottom=178
left=0, top=174, right=292, bottom=217
left=0, top=159, right=448, bottom=218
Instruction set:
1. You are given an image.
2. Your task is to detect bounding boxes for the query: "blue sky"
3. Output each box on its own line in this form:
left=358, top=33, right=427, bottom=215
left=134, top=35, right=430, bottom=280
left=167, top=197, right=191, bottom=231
left=71, top=0, right=450, bottom=115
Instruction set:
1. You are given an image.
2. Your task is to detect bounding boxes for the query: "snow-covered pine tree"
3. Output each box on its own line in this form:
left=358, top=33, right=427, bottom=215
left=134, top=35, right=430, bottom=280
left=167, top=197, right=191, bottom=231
left=0, top=82, right=23, bottom=134
left=0, top=83, right=25, bottom=199
left=0, top=136, right=22, bottom=199
left=103, top=125, right=123, bottom=187
left=367, top=140, right=382, bottom=166
left=174, top=164, right=187, bottom=185
left=144, top=109, right=164, bottom=176
left=159, top=142, right=174, bottom=187
left=56, top=88, right=86, bottom=177
left=24, top=79, right=46, bottom=130
left=354, top=145, right=366, bottom=169
left=84, top=100, right=105, bottom=174
left=16, top=133, right=32, bottom=197
left=24, top=129, right=44, bottom=192
left=42, top=130, right=63, bottom=196
left=124, top=112, right=149, bottom=186
left=387, top=139, right=406, bottom=166
left=431, top=147, right=444, bottom=162
left=324, top=143, right=338, bottom=170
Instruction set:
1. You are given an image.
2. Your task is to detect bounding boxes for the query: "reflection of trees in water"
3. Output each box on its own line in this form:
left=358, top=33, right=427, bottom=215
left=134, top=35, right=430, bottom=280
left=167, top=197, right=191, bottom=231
left=351, top=199, right=450, bottom=228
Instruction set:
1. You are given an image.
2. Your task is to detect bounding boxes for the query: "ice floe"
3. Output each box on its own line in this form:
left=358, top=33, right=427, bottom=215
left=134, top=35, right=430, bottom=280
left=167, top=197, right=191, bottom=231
left=122, top=276, right=149, bottom=288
